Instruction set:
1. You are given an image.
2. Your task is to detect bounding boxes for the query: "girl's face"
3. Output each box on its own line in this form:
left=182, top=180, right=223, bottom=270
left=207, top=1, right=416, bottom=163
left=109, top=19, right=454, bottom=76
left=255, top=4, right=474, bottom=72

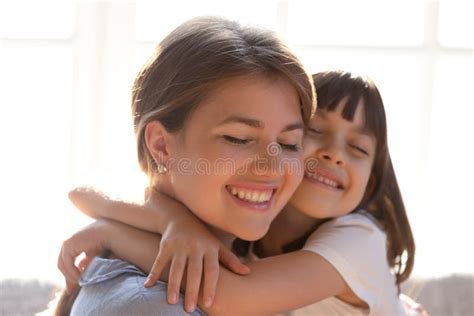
left=289, top=99, right=376, bottom=219
left=166, top=75, right=305, bottom=240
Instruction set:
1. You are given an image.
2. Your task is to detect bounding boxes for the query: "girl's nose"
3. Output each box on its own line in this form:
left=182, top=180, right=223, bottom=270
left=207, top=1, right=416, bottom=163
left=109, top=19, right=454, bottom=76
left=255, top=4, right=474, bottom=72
left=318, top=147, right=345, bottom=166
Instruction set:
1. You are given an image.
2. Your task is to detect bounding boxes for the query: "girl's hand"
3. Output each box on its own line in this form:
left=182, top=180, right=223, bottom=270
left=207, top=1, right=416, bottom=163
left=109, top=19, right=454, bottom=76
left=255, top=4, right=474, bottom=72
left=57, top=220, right=111, bottom=294
left=68, top=186, right=111, bottom=219
left=143, top=204, right=250, bottom=313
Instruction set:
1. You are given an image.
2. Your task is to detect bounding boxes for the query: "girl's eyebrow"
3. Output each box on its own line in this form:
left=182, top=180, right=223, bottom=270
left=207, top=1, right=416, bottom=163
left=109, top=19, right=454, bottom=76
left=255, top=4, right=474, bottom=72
left=217, top=115, right=304, bottom=132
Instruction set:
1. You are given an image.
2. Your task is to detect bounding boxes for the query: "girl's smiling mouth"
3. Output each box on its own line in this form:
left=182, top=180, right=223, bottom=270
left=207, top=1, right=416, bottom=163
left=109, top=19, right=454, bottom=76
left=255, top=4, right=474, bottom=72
left=304, top=167, right=345, bottom=191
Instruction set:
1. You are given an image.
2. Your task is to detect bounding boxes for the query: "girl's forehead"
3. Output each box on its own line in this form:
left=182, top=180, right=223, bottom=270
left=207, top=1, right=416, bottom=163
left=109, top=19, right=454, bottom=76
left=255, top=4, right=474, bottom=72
left=316, top=98, right=366, bottom=123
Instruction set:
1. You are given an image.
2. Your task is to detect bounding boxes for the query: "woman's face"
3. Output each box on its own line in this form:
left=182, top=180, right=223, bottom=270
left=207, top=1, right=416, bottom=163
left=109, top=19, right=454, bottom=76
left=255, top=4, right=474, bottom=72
left=290, top=99, right=376, bottom=219
left=166, top=75, right=305, bottom=240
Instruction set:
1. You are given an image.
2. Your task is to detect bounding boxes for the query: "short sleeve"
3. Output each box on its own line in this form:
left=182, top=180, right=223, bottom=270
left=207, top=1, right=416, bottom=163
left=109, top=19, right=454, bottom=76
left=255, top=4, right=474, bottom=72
left=302, top=212, right=404, bottom=315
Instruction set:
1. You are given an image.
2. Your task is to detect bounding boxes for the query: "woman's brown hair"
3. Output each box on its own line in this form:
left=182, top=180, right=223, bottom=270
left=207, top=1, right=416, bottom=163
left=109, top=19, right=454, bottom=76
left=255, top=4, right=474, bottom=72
left=312, top=70, right=415, bottom=291
left=132, top=16, right=315, bottom=180
left=55, top=16, right=315, bottom=314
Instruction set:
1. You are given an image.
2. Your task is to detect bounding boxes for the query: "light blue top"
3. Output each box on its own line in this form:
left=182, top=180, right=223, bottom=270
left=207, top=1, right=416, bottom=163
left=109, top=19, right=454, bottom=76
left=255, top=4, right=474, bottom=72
left=71, top=257, right=205, bottom=316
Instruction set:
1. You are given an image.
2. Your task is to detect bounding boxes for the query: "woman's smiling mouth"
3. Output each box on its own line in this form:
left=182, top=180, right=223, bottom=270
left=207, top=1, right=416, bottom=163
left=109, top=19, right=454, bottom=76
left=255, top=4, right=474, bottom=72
left=225, top=184, right=277, bottom=210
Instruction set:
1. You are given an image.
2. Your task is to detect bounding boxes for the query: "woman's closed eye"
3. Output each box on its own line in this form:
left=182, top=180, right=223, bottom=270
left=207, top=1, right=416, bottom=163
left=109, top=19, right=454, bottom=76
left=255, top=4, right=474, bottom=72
left=279, top=143, right=300, bottom=152
left=223, top=135, right=251, bottom=145
left=224, top=135, right=300, bottom=152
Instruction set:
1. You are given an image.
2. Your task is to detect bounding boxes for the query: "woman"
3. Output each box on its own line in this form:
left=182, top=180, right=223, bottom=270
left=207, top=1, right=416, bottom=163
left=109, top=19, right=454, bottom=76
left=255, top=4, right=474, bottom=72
left=56, top=15, right=315, bottom=315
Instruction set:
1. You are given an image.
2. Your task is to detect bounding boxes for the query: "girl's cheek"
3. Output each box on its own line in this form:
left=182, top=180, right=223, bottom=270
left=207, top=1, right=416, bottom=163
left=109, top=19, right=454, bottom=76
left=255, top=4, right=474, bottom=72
left=302, top=138, right=320, bottom=158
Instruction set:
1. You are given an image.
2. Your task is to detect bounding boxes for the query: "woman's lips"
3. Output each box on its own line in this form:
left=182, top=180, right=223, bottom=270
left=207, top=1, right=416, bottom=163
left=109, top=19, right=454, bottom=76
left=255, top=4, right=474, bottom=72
left=225, top=184, right=277, bottom=211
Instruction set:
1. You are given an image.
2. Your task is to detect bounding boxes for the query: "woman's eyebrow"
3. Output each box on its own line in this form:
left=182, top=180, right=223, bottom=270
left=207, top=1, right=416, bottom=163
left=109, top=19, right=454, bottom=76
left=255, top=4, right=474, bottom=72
left=281, top=122, right=305, bottom=132
left=217, top=115, right=304, bottom=132
left=217, top=115, right=262, bottom=128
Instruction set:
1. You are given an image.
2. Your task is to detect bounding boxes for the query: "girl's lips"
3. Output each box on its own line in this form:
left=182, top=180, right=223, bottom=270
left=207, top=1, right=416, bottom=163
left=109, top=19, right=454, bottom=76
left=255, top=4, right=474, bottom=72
left=304, top=167, right=345, bottom=190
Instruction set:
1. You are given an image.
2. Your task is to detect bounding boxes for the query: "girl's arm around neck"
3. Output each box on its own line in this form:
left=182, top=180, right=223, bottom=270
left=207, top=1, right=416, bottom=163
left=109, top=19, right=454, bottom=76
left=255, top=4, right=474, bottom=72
left=102, top=224, right=354, bottom=315
left=202, top=250, right=349, bottom=315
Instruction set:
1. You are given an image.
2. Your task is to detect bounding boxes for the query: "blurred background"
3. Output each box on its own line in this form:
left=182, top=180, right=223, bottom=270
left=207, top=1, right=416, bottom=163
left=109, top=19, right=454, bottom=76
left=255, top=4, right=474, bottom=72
left=0, top=0, right=473, bottom=315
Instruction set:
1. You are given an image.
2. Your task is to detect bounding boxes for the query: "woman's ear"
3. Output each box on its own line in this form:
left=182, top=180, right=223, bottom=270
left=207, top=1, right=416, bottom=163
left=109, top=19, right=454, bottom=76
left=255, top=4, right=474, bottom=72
left=144, top=121, right=173, bottom=171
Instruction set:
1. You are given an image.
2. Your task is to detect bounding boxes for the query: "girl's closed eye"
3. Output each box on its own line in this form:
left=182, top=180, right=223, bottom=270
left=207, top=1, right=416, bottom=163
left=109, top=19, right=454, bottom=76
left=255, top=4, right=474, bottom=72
left=349, top=143, right=369, bottom=156
left=306, top=126, right=323, bottom=136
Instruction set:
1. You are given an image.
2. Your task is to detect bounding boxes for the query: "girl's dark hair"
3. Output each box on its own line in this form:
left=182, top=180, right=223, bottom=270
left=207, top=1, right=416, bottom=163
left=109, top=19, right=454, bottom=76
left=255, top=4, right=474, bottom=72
left=313, top=70, right=415, bottom=291
left=54, top=289, right=80, bottom=316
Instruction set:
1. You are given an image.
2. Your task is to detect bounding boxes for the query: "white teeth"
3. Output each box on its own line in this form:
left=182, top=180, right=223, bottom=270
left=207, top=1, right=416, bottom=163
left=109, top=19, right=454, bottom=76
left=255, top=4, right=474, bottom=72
left=245, top=191, right=252, bottom=200
left=228, top=186, right=273, bottom=203
left=307, top=173, right=339, bottom=188
left=251, top=191, right=259, bottom=201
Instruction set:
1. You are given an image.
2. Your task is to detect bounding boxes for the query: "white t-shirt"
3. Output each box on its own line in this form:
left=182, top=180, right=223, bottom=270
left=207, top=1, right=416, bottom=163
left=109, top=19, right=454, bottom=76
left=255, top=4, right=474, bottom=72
left=291, top=211, right=406, bottom=316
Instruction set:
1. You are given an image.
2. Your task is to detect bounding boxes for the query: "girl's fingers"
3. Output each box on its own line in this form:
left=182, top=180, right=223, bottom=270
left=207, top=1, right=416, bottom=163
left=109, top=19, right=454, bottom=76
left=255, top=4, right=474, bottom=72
left=166, top=255, right=186, bottom=305
left=202, top=252, right=219, bottom=308
left=78, top=254, right=96, bottom=271
left=184, top=256, right=203, bottom=313
left=58, top=245, right=80, bottom=285
left=144, top=251, right=169, bottom=288
left=219, top=247, right=250, bottom=275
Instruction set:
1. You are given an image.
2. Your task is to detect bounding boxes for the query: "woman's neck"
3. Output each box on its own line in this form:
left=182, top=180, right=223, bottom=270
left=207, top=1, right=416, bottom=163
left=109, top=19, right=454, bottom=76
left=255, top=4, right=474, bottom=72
left=150, top=180, right=236, bottom=249
left=257, top=204, right=322, bottom=257
left=209, top=226, right=235, bottom=249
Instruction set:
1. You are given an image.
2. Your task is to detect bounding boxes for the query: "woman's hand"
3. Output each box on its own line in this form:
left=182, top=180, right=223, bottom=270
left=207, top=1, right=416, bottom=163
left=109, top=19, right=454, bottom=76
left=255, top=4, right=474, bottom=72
left=144, top=191, right=250, bottom=313
left=57, top=219, right=112, bottom=294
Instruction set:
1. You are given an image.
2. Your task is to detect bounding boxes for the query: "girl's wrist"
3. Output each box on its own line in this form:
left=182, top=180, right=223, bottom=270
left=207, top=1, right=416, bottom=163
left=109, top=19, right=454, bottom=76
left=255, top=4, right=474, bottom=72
left=97, top=219, right=118, bottom=251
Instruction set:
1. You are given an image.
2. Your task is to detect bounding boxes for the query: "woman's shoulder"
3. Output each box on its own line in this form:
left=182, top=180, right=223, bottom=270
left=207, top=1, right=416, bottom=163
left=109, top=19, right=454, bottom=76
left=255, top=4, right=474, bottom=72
left=73, top=257, right=205, bottom=315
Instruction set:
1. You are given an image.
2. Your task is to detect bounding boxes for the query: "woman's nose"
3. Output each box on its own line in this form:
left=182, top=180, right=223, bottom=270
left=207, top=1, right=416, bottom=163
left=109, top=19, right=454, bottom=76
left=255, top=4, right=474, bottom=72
left=250, top=142, right=287, bottom=178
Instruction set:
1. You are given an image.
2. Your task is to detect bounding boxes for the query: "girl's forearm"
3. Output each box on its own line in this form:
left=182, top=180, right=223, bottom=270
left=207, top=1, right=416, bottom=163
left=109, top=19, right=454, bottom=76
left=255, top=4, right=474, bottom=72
left=202, top=251, right=347, bottom=315
left=102, top=222, right=347, bottom=315
left=102, top=193, right=203, bottom=237
left=103, top=220, right=161, bottom=274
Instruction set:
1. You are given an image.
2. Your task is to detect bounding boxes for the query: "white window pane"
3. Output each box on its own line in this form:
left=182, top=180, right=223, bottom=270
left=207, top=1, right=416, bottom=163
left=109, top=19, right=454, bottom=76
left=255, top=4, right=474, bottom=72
left=416, top=54, right=474, bottom=276
left=135, top=0, right=279, bottom=42
left=438, top=1, right=474, bottom=48
left=0, top=46, right=73, bottom=280
left=425, top=55, right=474, bottom=275
left=0, top=1, right=76, bottom=39
left=288, top=0, right=425, bottom=47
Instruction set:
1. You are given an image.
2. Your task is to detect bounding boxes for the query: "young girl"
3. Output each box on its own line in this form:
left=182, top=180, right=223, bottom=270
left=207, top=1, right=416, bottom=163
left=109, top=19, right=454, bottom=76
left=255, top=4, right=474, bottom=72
left=61, top=71, right=419, bottom=315
left=55, top=15, right=316, bottom=315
